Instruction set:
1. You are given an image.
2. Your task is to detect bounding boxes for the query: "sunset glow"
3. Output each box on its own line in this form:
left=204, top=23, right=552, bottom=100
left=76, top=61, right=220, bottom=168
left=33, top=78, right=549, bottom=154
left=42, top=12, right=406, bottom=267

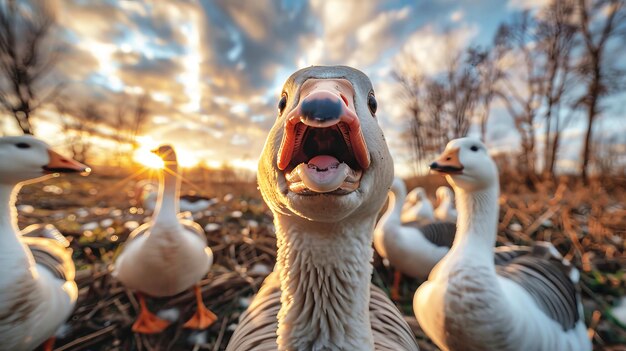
left=133, top=136, right=164, bottom=169
left=135, top=148, right=165, bottom=169
left=177, top=150, right=200, bottom=168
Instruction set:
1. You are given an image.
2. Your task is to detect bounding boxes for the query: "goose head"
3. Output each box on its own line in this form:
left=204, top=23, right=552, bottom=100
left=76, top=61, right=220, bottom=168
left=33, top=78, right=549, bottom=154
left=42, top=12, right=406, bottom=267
left=429, top=137, right=497, bottom=192
left=258, top=66, right=393, bottom=222
left=152, top=145, right=177, bottom=164
left=0, top=135, right=90, bottom=185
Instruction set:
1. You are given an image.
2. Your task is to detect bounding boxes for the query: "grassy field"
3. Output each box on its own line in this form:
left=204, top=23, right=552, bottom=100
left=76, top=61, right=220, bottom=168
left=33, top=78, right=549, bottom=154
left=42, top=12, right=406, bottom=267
left=14, top=169, right=626, bottom=350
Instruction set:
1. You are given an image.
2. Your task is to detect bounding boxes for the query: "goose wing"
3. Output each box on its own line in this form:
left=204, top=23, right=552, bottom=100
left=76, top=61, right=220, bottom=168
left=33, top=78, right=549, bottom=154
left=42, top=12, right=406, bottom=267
left=493, top=245, right=532, bottom=265
left=180, top=219, right=208, bottom=244
left=22, top=236, right=75, bottom=282
left=226, top=273, right=281, bottom=351
left=419, top=222, right=456, bottom=248
left=370, top=285, right=420, bottom=350
left=496, top=243, right=579, bottom=330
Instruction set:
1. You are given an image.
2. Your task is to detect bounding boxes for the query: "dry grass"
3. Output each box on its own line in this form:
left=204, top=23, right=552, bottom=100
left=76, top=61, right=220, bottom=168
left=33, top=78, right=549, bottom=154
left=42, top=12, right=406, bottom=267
left=15, top=171, right=625, bottom=350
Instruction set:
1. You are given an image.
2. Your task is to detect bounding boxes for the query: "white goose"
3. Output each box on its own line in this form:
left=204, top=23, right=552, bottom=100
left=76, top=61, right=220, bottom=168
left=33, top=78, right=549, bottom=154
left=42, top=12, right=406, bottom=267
left=374, top=177, right=455, bottom=280
left=226, top=66, right=419, bottom=350
left=0, top=135, right=89, bottom=351
left=433, top=186, right=457, bottom=223
left=113, top=145, right=216, bottom=334
left=414, top=137, right=591, bottom=351
left=401, top=187, right=434, bottom=225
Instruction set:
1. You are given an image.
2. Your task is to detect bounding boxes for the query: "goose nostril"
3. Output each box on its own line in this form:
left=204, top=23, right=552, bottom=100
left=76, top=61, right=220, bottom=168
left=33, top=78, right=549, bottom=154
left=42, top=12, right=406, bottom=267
left=340, top=94, right=349, bottom=106
left=446, top=157, right=451, bottom=161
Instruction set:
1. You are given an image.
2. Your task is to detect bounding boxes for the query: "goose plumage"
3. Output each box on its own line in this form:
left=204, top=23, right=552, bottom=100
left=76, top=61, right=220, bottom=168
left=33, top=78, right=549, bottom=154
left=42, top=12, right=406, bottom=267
left=113, top=145, right=216, bottom=333
left=374, top=177, right=455, bottom=279
left=0, top=135, right=89, bottom=351
left=414, top=137, right=591, bottom=351
left=226, top=66, right=419, bottom=351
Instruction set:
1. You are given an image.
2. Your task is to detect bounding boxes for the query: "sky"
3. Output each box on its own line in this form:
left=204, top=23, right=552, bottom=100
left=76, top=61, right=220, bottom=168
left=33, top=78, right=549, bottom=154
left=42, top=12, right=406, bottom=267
left=2, top=0, right=625, bottom=176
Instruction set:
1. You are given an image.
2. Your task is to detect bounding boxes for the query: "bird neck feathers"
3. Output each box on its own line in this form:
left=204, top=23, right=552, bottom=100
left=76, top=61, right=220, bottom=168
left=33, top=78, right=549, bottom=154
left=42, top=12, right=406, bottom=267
left=0, top=183, right=42, bottom=318
left=153, top=164, right=180, bottom=226
left=274, top=214, right=376, bottom=350
left=452, top=185, right=499, bottom=253
left=0, top=184, right=19, bottom=234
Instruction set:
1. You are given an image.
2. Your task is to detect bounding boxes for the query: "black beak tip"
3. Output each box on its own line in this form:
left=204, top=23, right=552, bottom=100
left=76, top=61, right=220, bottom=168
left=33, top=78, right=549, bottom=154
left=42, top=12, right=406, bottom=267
left=429, top=162, right=439, bottom=170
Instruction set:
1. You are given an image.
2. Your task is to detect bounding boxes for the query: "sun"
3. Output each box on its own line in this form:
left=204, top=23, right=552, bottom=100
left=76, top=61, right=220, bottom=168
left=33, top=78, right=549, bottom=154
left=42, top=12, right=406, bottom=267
left=135, top=148, right=165, bottom=169
left=134, top=136, right=164, bottom=169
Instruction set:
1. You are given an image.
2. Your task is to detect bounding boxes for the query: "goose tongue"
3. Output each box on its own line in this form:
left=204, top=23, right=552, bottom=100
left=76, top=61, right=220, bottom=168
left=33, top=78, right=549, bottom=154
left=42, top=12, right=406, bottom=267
left=301, top=155, right=348, bottom=193
left=284, top=155, right=351, bottom=193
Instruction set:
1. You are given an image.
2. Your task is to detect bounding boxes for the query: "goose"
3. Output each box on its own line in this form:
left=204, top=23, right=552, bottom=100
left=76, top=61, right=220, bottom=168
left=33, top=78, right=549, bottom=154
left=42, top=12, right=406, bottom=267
left=226, top=66, right=419, bottom=351
left=0, top=135, right=90, bottom=351
left=113, top=145, right=216, bottom=334
left=374, top=177, right=455, bottom=280
left=401, top=187, right=434, bottom=225
left=433, top=186, right=457, bottom=223
left=414, top=137, right=592, bottom=351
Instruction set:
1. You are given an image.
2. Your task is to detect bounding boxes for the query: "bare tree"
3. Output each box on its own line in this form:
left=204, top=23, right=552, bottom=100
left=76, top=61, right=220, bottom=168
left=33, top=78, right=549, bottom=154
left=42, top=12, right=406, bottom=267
left=110, top=93, right=151, bottom=165
left=446, top=55, right=480, bottom=139
left=56, top=100, right=103, bottom=164
left=392, top=54, right=426, bottom=176
left=495, top=14, right=544, bottom=184
left=129, top=93, right=150, bottom=150
left=577, top=0, right=626, bottom=183
left=468, top=38, right=506, bottom=141
left=0, top=0, right=59, bottom=134
left=535, top=0, right=578, bottom=179
left=393, top=41, right=483, bottom=175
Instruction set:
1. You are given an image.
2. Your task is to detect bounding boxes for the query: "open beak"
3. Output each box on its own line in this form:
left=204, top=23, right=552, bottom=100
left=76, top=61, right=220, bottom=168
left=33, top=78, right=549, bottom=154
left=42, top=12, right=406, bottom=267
left=43, top=149, right=91, bottom=175
left=430, top=147, right=463, bottom=174
left=276, top=79, right=370, bottom=195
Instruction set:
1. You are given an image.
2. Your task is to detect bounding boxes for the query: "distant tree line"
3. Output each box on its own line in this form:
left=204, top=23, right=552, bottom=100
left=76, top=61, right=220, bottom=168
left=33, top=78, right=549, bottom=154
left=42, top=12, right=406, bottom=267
left=395, top=0, right=626, bottom=184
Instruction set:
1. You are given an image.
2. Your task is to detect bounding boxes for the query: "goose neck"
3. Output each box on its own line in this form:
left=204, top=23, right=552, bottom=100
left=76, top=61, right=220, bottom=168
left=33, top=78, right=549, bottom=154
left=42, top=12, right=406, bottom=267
left=386, top=183, right=405, bottom=224
left=153, top=162, right=180, bottom=225
left=453, top=185, right=499, bottom=251
left=0, top=183, right=18, bottom=234
left=274, top=214, right=376, bottom=350
left=0, top=183, right=35, bottom=285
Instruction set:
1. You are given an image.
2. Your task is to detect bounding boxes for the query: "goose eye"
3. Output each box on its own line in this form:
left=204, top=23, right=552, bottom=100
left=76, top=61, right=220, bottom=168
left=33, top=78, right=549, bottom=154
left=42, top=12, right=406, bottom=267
left=470, top=145, right=479, bottom=152
left=278, top=94, right=287, bottom=114
left=15, top=142, right=31, bottom=149
left=367, top=93, right=377, bottom=115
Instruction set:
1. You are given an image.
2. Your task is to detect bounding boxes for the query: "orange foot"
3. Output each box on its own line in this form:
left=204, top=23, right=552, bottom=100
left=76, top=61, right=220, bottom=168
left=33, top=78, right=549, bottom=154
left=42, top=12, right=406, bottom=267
left=183, top=285, right=217, bottom=329
left=391, top=270, right=402, bottom=301
left=41, top=337, right=55, bottom=351
left=132, top=293, right=170, bottom=334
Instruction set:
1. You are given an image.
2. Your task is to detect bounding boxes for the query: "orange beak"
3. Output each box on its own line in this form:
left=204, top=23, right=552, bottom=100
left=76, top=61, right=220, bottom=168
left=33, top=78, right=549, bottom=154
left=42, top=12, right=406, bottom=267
left=43, top=149, right=91, bottom=174
left=430, top=148, right=463, bottom=174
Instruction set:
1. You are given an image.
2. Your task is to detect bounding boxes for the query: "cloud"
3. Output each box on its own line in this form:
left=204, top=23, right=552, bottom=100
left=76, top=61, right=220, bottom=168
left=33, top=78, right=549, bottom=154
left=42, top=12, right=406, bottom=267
left=16, top=0, right=623, bottom=174
left=394, top=24, right=479, bottom=77
left=450, top=10, right=465, bottom=22
left=198, top=0, right=316, bottom=96
left=507, top=0, right=551, bottom=10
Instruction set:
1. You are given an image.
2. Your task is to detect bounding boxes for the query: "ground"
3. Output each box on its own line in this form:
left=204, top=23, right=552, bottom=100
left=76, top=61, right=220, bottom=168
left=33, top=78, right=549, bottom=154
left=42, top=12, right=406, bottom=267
left=13, top=169, right=626, bottom=351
